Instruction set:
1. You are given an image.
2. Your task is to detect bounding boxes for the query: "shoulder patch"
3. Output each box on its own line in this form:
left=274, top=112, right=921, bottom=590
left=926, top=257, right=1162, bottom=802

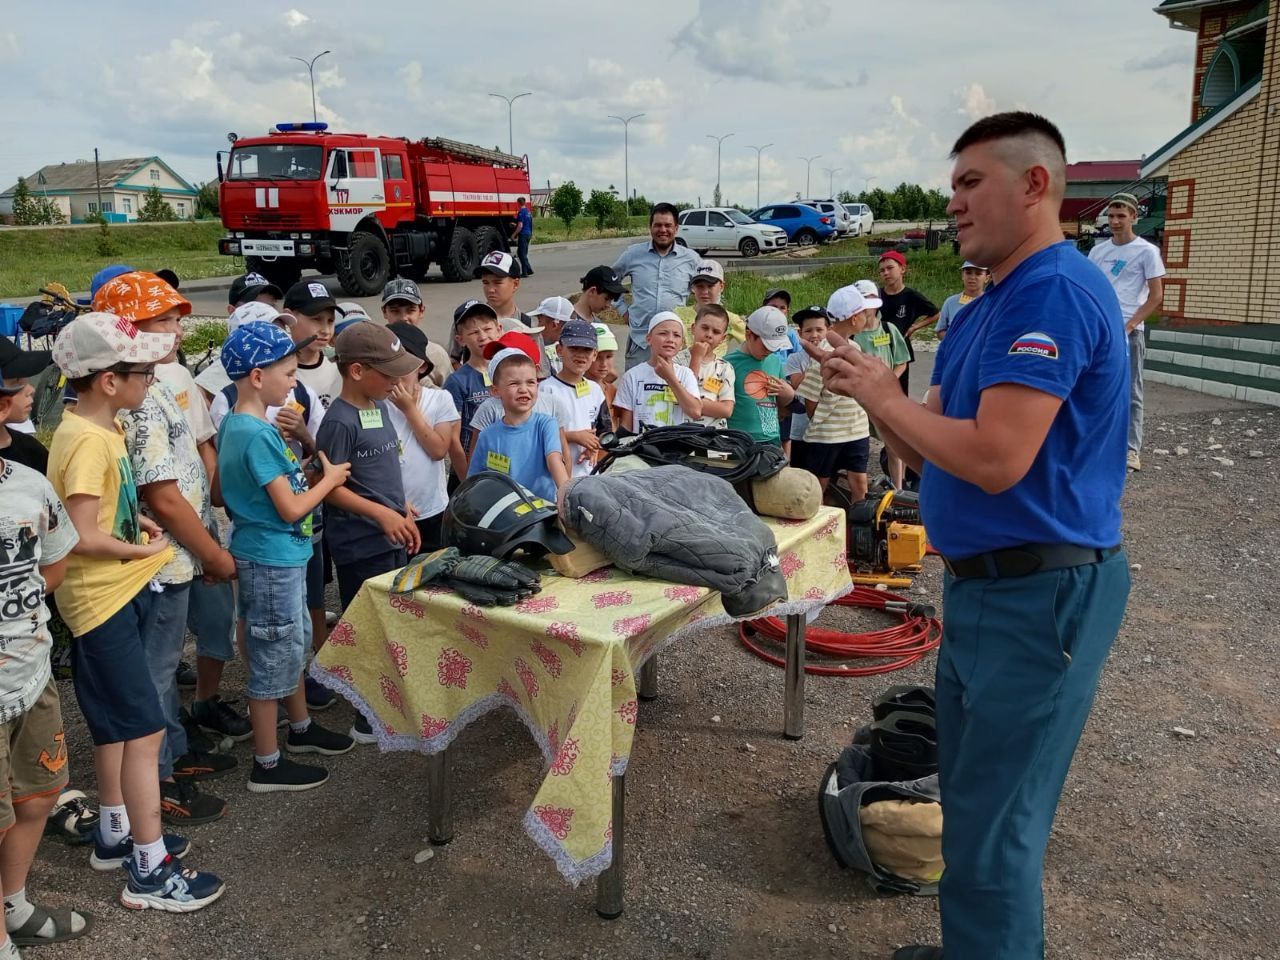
left=1008, top=332, right=1059, bottom=359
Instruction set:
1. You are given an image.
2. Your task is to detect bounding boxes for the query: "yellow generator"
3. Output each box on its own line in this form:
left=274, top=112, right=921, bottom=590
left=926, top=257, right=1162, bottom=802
left=844, top=489, right=928, bottom=586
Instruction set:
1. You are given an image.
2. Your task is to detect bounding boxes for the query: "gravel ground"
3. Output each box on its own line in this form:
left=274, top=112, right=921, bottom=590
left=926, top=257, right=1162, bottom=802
left=24, top=387, right=1280, bottom=960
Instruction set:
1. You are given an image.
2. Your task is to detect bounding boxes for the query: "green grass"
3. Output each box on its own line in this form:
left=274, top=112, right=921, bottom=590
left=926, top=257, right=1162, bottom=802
left=530, top=215, right=648, bottom=244
left=0, top=221, right=230, bottom=299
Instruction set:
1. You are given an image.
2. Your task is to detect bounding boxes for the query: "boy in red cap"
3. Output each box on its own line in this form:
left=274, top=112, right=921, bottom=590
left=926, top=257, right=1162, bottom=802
left=877, top=251, right=938, bottom=396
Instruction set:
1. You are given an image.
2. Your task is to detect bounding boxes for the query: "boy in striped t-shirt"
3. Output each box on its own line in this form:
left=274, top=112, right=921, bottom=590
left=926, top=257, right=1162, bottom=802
left=797, top=286, right=871, bottom=498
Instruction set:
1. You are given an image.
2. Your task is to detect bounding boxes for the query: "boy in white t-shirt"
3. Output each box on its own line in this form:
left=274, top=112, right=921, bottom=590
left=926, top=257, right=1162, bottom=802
left=783, top=304, right=829, bottom=464
left=615, top=311, right=702, bottom=432
left=282, top=281, right=344, bottom=409
left=675, top=303, right=735, bottom=430
left=540, top=320, right=607, bottom=477
left=383, top=323, right=460, bottom=550
left=1087, top=192, right=1166, bottom=472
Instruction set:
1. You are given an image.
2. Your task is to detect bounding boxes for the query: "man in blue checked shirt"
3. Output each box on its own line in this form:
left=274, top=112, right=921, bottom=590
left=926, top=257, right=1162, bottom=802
left=611, top=202, right=701, bottom=370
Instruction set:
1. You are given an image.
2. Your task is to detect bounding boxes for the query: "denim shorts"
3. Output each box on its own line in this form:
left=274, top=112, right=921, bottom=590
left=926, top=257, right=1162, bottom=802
left=187, top=578, right=236, bottom=663
left=235, top=560, right=312, bottom=701
left=71, top=589, right=166, bottom=746
left=138, top=581, right=191, bottom=780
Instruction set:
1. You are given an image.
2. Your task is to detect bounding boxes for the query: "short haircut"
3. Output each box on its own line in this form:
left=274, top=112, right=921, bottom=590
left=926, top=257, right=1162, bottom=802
left=649, top=202, right=679, bottom=224
left=67, top=361, right=136, bottom=395
left=494, top=353, right=535, bottom=383
left=950, top=111, right=1067, bottom=199
left=518, top=197, right=526, bottom=204
left=457, top=312, right=499, bottom=333
left=797, top=311, right=829, bottom=329
left=695, top=303, right=729, bottom=331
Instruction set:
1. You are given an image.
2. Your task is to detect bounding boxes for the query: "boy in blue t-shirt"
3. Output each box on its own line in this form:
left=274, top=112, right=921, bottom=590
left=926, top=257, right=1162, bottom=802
left=217, top=322, right=354, bottom=793
left=468, top=346, right=568, bottom=503
left=444, top=300, right=501, bottom=478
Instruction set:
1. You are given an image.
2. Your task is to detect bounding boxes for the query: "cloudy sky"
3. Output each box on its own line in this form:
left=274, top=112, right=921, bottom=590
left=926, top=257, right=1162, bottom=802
left=0, top=1, right=1197, bottom=207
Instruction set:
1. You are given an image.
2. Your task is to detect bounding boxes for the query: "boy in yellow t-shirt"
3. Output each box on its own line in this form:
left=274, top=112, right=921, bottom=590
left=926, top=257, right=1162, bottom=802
left=49, top=312, right=225, bottom=912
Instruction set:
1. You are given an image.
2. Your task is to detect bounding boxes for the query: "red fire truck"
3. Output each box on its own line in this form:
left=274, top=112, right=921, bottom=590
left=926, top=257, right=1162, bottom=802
left=217, top=123, right=532, bottom=294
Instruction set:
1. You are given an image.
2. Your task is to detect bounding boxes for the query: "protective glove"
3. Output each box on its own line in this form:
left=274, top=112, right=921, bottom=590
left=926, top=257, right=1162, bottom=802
left=390, top=547, right=461, bottom=595
left=450, top=555, right=542, bottom=594
left=442, top=576, right=522, bottom=606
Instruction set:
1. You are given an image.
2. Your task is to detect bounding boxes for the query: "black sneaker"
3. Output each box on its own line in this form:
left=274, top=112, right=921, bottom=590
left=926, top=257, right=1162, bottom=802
left=304, top=675, right=337, bottom=711
left=191, top=695, right=253, bottom=743
left=349, top=713, right=377, bottom=745
left=160, top=779, right=227, bottom=826
left=172, top=749, right=237, bottom=782
left=176, top=659, right=198, bottom=690
left=285, top=720, right=355, bottom=756
left=247, top=756, right=329, bottom=793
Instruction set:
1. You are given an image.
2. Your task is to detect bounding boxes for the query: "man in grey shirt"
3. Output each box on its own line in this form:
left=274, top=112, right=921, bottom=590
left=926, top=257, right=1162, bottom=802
left=611, top=202, right=701, bottom=370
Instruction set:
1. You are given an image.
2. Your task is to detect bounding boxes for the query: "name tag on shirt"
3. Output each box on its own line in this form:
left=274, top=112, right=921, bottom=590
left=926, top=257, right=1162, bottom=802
left=575, top=379, right=590, bottom=398
left=871, top=333, right=890, bottom=349
left=359, top=408, right=384, bottom=430
left=174, top=389, right=190, bottom=410
left=486, top=451, right=510, bottom=474
left=703, top=376, right=723, bottom=394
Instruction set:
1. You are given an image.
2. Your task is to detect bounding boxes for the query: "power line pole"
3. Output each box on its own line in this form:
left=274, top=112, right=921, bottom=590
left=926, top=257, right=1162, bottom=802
left=489, top=91, right=533, bottom=155
left=745, top=143, right=773, bottom=209
left=289, top=50, right=331, bottom=123
left=608, top=113, right=645, bottom=212
left=706, top=133, right=734, bottom=201
left=800, top=155, right=822, bottom=198
left=823, top=166, right=843, bottom=197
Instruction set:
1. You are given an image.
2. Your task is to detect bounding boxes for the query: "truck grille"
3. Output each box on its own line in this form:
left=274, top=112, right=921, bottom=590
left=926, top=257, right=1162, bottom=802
left=232, top=212, right=304, bottom=228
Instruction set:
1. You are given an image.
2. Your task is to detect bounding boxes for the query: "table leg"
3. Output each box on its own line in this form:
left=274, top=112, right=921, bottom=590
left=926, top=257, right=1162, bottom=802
left=638, top=655, right=659, bottom=701
left=595, top=772, right=626, bottom=919
left=426, top=747, right=454, bottom=845
left=784, top=612, right=806, bottom=740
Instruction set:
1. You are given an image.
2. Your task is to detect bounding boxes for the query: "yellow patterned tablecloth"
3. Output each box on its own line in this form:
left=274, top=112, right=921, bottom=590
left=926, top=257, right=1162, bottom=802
left=311, top=507, right=850, bottom=885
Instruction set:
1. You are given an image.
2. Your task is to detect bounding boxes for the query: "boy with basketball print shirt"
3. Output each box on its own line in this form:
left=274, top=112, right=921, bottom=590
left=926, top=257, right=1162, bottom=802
left=725, top=307, right=794, bottom=444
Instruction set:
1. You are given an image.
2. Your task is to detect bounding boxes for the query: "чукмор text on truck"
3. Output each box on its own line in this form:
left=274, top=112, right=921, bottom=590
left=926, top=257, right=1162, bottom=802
left=217, top=122, right=533, bottom=295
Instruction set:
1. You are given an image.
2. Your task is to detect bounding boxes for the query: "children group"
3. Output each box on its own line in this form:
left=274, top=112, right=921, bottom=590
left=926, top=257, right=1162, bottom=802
left=0, top=244, right=982, bottom=951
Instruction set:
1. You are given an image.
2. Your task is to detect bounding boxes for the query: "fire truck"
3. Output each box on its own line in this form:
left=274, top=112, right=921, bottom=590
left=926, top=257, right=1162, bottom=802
left=217, top=123, right=532, bottom=295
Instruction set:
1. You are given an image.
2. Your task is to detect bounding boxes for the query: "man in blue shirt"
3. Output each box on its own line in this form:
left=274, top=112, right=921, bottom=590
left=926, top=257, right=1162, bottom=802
left=611, top=202, right=701, bottom=370
left=809, top=113, right=1130, bottom=960
left=510, top=197, right=534, bottom=277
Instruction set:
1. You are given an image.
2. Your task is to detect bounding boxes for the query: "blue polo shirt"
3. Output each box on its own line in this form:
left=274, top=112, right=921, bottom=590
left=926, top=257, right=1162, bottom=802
left=517, top=207, right=533, bottom=237
left=922, top=242, right=1128, bottom=558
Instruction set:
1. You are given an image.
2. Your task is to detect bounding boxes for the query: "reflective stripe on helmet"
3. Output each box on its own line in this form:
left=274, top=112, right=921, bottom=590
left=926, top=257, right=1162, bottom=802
left=477, top=490, right=526, bottom=529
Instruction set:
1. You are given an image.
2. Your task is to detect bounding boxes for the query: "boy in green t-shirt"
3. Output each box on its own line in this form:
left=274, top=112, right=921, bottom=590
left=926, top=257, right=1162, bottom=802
left=851, top=279, right=911, bottom=488
left=725, top=307, right=795, bottom=444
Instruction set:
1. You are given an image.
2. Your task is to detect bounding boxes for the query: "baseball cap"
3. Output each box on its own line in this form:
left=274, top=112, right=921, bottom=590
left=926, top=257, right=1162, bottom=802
left=228, top=300, right=295, bottom=333
left=961, top=261, right=988, bottom=271
left=92, top=271, right=192, bottom=324
left=827, top=285, right=868, bottom=321
left=334, top=322, right=424, bottom=378
left=529, top=296, right=575, bottom=326
left=0, top=336, right=52, bottom=386
left=382, top=277, right=423, bottom=306
left=155, top=269, right=180, bottom=290
left=89, top=264, right=135, bottom=299
left=745, top=306, right=791, bottom=352
left=334, top=301, right=375, bottom=335
left=647, top=310, right=684, bottom=335
left=485, top=347, right=534, bottom=383
left=221, top=322, right=312, bottom=382
left=853, top=279, right=883, bottom=310
left=385, top=322, right=432, bottom=372
left=1108, top=192, right=1139, bottom=213
left=452, top=298, right=499, bottom=331
left=762, top=287, right=792, bottom=306
left=593, top=323, right=619, bottom=352
left=53, top=312, right=178, bottom=379
left=474, top=250, right=522, bottom=279
left=690, top=260, right=725, bottom=285
left=580, top=265, right=625, bottom=296
left=792, top=304, right=829, bottom=324
left=878, top=250, right=907, bottom=268
left=228, top=272, right=283, bottom=307
left=558, top=319, right=599, bottom=350
left=482, top=330, right=542, bottom=366
left=283, top=279, right=339, bottom=316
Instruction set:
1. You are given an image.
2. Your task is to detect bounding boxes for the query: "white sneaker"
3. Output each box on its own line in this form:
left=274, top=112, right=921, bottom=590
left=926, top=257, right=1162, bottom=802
left=1127, top=451, right=1141, bottom=471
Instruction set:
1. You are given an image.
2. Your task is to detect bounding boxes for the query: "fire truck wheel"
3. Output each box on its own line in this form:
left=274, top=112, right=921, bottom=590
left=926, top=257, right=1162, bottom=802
left=441, top=227, right=479, bottom=282
left=473, top=225, right=505, bottom=259
left=337, top=231, right=392, bottom=296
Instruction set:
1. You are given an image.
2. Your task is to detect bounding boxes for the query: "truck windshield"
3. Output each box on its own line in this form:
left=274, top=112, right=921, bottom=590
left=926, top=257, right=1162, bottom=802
left=227, top=144, right=324, bottom=181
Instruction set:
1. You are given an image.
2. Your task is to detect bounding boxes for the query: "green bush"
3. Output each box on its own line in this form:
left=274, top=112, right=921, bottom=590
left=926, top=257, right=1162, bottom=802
left=182, top=318, right=228, bottom=355
left=605, top=201, right=629, bottom=229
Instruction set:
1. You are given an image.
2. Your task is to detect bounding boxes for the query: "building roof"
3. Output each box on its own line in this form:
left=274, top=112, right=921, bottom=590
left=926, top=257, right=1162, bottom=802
left=0, top=156, right=195, bottom=198
left=1066, top=160, right=1142, bottom=182
left=1140, top=77, right=1263, bottom=176
left=1155, top=0, right=1242, bottom=31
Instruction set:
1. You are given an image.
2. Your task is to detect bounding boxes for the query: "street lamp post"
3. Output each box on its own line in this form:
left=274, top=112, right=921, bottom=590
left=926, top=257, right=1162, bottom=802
left=489, top=91, right=533, bottom=155
left=745, top=143, right=773, bottom=209
left=706, top=133, right=734, bottom=201
left=608, top=113, right=645, bottom=212
left=863, top=175, right=878, bottom=193
left=800, top=155, right=822, bottom=198
left=289, top=50, right=332, bottom=124
left=823, top=167, right=843, bottom=198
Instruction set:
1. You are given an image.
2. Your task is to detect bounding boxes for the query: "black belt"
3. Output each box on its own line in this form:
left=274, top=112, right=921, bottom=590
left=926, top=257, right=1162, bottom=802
left=942, top=543, right=1122, bottom=579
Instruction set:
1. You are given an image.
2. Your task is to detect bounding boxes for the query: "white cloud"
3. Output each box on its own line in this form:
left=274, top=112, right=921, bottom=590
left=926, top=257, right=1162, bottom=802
left=284, top=9, right=310, bottom=28
left=954, top=83, right=997, bottom=121
left=1125, top=45, right=1192, bottom=72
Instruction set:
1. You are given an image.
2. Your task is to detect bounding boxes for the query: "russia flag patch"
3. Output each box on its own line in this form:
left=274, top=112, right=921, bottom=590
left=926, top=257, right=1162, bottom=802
left=1008, top=332, right=1059, bottom=359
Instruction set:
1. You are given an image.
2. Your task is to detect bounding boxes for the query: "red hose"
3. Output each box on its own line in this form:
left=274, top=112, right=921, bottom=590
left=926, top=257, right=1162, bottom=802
left=738, top=585, right=942, bottom=677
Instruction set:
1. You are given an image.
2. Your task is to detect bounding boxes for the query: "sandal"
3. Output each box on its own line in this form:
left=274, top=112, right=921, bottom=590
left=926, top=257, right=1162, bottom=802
left=8, top=904, right=94, bottom=947
left=44, top=790, right=99, bottom=846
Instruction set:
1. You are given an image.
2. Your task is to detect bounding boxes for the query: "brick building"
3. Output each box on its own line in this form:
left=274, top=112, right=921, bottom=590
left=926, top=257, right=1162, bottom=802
left=1140, top=0, right=1279, bottom=327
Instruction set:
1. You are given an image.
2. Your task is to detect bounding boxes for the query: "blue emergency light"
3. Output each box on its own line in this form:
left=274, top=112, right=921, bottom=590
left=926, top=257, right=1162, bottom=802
left=273, top=122, right=329, bottom=132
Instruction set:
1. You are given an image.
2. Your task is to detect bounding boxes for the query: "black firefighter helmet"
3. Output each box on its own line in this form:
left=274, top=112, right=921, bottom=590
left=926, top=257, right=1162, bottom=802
left=442, top=471, right=574, bottom=560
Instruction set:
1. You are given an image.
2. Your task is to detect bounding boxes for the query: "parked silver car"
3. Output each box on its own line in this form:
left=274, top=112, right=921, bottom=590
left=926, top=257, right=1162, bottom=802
left=843, top=202, right=875, bottom=236
left=676, top=207, right=788, bottom=257
left=800, top=199, right=855, bottom=236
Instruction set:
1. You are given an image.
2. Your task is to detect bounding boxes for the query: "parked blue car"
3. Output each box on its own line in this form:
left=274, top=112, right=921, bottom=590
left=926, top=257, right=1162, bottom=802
left=748, top=202, right=838, bottom=246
